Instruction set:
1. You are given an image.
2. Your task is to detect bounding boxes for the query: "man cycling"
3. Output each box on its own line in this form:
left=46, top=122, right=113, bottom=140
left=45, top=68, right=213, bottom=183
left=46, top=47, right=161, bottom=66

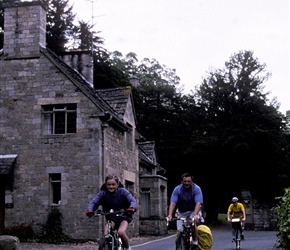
left=227, top=197, right=246, bottom=241
left=167, top=173, right=203, bottom=250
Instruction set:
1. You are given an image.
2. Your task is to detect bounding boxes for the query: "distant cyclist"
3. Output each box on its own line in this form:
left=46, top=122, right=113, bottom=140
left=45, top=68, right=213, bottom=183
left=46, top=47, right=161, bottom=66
left=227, top=197, right=246, bottom=241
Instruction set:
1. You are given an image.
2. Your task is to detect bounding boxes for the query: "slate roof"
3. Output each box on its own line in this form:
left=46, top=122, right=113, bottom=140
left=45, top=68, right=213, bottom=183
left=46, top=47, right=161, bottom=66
left=138, top=141, right=158, bottom=164
left=96, top=87, right=135, bottom=120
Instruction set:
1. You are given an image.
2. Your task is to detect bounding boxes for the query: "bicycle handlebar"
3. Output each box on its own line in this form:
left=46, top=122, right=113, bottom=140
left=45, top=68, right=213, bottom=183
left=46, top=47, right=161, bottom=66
left=166, top=216, right=195, bottom=227
left=94, top=209, right=125, bottom=217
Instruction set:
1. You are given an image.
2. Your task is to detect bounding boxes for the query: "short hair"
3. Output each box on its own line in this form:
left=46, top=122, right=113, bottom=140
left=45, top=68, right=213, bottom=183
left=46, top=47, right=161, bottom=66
left=181, top=173, right=194, bottom=181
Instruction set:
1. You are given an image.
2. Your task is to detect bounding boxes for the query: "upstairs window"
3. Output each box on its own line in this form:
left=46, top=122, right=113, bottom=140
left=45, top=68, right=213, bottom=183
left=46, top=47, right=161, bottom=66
left=42, top=104, right=76, bottom=135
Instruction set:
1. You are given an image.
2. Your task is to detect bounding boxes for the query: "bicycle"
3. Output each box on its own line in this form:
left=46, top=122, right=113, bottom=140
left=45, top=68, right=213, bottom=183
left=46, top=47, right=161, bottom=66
left=231, top=218, right=242, bottom=250
left=94, top=209, right=125, bottom=250
left=173, top=217, right=197, bottom=250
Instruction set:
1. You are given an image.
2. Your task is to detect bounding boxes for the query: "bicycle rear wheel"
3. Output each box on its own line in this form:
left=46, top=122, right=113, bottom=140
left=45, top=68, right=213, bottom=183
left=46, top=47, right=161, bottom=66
left=98, top=238, right=110, bottom=250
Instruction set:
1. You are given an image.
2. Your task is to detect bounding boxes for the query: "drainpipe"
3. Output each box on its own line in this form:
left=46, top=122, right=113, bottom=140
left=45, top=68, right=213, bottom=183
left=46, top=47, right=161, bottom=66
left=101, top=113, right=113, bottom=182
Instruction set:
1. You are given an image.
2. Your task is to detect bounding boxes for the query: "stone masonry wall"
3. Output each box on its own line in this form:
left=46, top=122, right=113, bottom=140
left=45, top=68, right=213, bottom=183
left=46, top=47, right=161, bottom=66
left=103, top=125, right=140, bottom=237
left=0, top=53, right=108, bottom=239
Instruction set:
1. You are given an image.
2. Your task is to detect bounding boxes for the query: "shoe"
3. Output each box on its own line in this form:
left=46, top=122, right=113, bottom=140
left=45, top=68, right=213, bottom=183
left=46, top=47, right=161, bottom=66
left=241, top=234, right=244, bottom=240
left=191, top=244, right=198, bottom=250
left=232, top=237, right=236, bottom=243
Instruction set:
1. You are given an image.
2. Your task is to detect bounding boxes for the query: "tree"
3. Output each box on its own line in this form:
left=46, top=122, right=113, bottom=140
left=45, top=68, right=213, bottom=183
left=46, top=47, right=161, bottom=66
left=69, top=20, right=104, bottom=51
left=93, top=51, right=132, bottom=89
left=273, top=187, right=290, bottom=249
left=190, top=50, right=289, bottom=221
left=45, top=0, right=75, bottom=54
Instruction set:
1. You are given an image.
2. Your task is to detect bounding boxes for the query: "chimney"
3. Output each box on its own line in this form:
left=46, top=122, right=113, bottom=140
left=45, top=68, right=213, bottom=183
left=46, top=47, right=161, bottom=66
left=3, top=0, right=46, bottom=59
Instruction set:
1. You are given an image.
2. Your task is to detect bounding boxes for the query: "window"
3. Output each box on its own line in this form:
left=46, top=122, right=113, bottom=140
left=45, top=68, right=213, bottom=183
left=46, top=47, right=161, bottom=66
left=42, top=104, right=76, bottom=135
left=49, top=173, right=61, bottom=205
left=125, top=180, right=134, bottom=194
left=141, top=188, right=150, bottom=217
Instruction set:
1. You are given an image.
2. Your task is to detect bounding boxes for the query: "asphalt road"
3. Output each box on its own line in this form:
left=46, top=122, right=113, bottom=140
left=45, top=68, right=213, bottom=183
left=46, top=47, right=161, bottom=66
left=19, top=224, right=279, bottom=250
left=133, top=224, right=279, bottom=250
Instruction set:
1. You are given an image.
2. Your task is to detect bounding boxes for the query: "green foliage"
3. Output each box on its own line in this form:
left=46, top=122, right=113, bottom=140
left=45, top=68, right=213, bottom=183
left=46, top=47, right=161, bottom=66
left=93, top=50, right=131, bottom=89
left=70, top=20, right=104, bottom=51
left=0, top=222, right=34, bottom=242
left=45, top=0, right=75, bottom=54
left=273, top=188, right=290, bottom=249
left=192, top=50, right=289, bottom=212
left=37, top=208, right=71, bottom=244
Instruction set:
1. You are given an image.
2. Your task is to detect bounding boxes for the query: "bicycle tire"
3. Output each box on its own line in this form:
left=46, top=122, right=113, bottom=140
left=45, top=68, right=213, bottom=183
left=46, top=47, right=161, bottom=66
left=176, top=232, right=183, bottom=250
left=176, top=232, right=190, bottom=250
left=235, top=229, right=241, bottom=250
left=98, top=238, right=111, bottom=250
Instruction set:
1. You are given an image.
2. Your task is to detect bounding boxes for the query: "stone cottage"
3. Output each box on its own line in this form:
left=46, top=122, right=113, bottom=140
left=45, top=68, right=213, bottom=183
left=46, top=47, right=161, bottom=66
left=0, top=0, right=167, bottom=239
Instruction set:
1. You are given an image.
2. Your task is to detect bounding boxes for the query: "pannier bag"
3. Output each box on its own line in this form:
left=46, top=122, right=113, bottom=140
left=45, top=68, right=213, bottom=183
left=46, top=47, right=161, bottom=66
left=197, top=225, right=213, bottom=250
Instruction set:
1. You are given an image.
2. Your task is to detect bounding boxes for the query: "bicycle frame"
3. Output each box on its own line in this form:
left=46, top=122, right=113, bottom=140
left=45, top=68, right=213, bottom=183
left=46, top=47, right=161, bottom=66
left=175, top=217, right=195, bottom=250
left=231, top=218, right=242, bottom=250
left=95, top=209, right=124, bottom=250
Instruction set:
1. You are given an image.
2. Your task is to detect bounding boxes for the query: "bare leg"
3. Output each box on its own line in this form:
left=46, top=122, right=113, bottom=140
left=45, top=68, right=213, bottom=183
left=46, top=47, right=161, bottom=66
left=118, top=220, right=130, bottom=249
left=192, top=223, right=198, bottom=241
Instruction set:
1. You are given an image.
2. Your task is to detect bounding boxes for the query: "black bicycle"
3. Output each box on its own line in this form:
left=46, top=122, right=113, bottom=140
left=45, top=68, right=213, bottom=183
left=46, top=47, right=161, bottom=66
left=95, top=209, right=124, bottom=250
left=231, top=218, right=242, bottom=250
left=175, top=217, right=196, bottom=250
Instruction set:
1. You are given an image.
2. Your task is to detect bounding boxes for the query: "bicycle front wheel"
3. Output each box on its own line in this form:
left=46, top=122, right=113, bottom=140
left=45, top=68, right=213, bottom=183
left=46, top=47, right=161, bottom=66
left=176, top=232, right=182, bottom=250
left=176, top=232, right=189, bottom=250
left=235, top=230, right=241, bottom=250
left=98, top=238, right=110, bottom=250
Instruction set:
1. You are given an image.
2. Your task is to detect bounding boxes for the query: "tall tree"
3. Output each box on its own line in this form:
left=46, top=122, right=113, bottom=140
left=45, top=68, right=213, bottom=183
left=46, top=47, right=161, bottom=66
left=45, top=0, right=75, bottom=54
left=70, top=20, right=104, bottom=51
left=190, top=50, right=289, bottom=221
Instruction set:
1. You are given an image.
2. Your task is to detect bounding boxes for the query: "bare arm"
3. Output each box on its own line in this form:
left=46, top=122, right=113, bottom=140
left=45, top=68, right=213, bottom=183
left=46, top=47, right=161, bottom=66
left=242, top=209, right=246, bottom=221
left=227, top=211, right=231, bottom=221
left=167, top=202, right=176, bottom=220
left=193, top=202, right=201, bottom=217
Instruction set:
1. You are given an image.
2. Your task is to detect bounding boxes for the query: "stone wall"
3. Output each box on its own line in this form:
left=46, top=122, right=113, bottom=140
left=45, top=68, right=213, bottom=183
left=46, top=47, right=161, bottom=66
left=252, top=202, right=278, bottom=231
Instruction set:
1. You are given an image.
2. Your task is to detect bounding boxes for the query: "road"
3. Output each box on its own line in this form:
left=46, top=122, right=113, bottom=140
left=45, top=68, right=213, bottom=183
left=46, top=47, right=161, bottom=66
left=19, top=224, right=279, bottom=250
left=133, top=224, right=279, bottom=250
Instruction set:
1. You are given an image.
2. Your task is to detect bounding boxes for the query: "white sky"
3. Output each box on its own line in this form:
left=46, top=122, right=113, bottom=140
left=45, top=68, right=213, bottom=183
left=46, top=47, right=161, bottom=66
left=71, top=0, right=289, bottom=114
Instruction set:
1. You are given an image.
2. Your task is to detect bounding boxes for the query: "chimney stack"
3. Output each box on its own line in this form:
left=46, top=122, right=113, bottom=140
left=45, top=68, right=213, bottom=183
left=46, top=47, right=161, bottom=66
left=3, top=0, right=46, bottom=59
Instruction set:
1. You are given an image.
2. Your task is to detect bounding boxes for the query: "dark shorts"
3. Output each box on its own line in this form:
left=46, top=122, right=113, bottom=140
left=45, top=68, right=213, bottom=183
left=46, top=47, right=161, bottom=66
left=106, top=214, right=133, bottom=225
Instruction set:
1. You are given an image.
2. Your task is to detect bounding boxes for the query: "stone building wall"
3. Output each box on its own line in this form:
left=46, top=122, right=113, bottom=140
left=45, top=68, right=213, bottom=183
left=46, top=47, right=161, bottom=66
left=101, top=125, right=139, bottom=237
left=1, top=0, right=166, bottom=240
left=139, top=176, right=168, bottom=235
left=0, top=1, right=139, bottom=238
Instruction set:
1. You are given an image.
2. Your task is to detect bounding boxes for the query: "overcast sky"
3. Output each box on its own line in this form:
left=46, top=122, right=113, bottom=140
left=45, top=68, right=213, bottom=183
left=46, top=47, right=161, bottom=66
left=71, top=0, right=289, bottom=114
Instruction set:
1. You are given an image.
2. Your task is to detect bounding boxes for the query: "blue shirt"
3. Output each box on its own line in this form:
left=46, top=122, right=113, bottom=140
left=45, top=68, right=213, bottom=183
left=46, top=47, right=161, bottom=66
left=170, top=184, right=203, bottom=213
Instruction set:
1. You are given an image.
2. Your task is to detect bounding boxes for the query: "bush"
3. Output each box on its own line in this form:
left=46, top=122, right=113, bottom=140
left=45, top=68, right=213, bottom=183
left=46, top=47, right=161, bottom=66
left=0, top=222, right=34, bottom=242
left=37, top=208, right=71, bottom=244
left=273, top=187, right=290, bottom=249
